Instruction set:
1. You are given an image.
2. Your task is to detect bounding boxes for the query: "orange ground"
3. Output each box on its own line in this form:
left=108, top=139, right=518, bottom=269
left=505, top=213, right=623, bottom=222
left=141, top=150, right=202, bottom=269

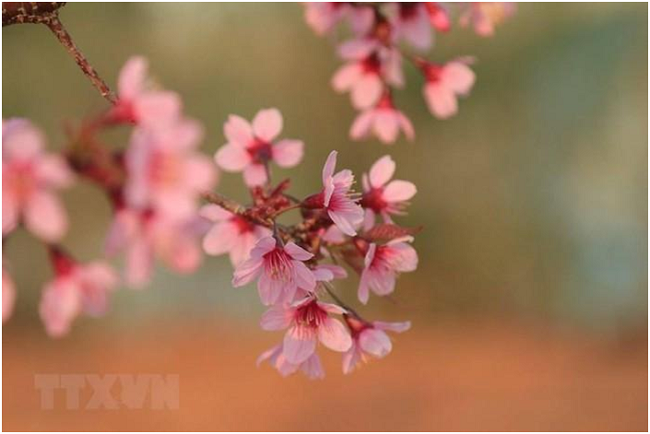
left=3, top=317, right=647, bottom=431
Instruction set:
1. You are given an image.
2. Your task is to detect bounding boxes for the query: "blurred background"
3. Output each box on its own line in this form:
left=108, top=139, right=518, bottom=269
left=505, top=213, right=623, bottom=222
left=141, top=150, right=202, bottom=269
left=2, top=3, right=647, bottom=431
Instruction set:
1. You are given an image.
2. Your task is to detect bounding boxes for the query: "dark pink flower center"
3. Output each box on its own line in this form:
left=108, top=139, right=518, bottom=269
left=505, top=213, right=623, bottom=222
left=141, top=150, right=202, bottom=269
left=399, top=3, right=420, bottom=20
left=361, top=54, right=382, bottom=75
left=295, top=300, right=328, bottom=329
left=264, top=248, right=293, bottom=281
left=232, top=215, right=254, bottom=234
left=247, top=138, right=273, bottom=164
left=423, top=64, right=443, bottom=83
left=361, top=187, right=387, bottom=213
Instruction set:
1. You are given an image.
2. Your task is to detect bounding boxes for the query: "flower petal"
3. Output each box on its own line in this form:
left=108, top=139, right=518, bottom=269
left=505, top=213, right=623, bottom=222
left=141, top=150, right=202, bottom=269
left=383, top=180, right=417, bottom=202
left=272, top=139, right=304, bottom=168
left=369, top=155, right=396, bottom=188
left=24, top=191, right=67, bottom=242
left=284, top=242, right=313, bottom=261
left=243, top=164, right=268, bottom=187
left=318, top=317, right=352, bottom=352
left=215, top=143, right=251, bottom=172
left=252, top=108, right=283, bottom=142
left=283, top=325, right=317, bottom=364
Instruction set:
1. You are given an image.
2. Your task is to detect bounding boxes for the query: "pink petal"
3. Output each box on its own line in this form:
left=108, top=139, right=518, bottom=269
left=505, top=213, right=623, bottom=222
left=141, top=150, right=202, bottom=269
left=401, top=9, right=433, bottom=50
left=300, top=353, right=325, bottom=379
left=337, top=38, right=378, bottom=59
left=185, top=156, right=217, bottom=191
left=442, top=62, right=476, bottom=95
left=342, top=345, right=362, bottom=374
left=2, top=118, right=44, bottom=159
left=39, top=278, right=81, bottom=338
left=2, top=191, right=18, bottom=235
left=364, top=243, right=377, bottom=268
left=135, top=91, right=182, bottom=126
left=373, top=320, right=411, bottom=333
left=358, top=328, right=392, bottom=357
left=199, top=204, right=232, bottom=222
left=272, top=139, right=304, bottom=168
left=317, top=301, right=347, bottom=315
left=328, top=209, right=359, bottom=237
left=292, top=261, right=317, bottom=292
left=117, top=56, right=147, bottom=100
left=424, top=83, right=458, bottom=119
left=331, top=63, right=363, bottom=92
left=358, top=272, right=371, bottom=304
left=224, top=115, right=253, bottom=146
left=369, top=155, right=396, bottom=188
left=243, top=164, right=268, bottom=187
left=203, top=221, right=238, bottom=256
left=3, top=270, right=16, bottom=323
left=231, top=256, right=264, bottom=287
left=322, top=150, right=338, bottom=184
left=351, top=75, right=383, bottom=109
left=283, top=325, right=317, bottom=364
left=373, top=110, right=400, bottom=144
left=350, top=110, right=374, bottom=140
left=363, top=208, right=376, bottom=231
left=284, top=242, right=313, bottom=261
left=35, top=155, right=74, bottom=188
left=125, top=234, right=153, bottom=289
left=215, top=143, right=251, bottom=172
left=383, top=180, right=417, bottom=202
left=24, top=191, right=67, bottom=242
left=260, top=305, right=293, bottom=331
left=252, top=108, right=283, bottom=142
left=318, top=317, right=352, bottom=352
left=249, top=237, right=277, bottom=258
left=397, top=112, right=415, bottom=140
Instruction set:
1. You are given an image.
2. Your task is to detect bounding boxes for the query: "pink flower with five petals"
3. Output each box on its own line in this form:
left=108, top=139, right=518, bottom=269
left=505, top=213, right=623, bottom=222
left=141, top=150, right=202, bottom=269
left=125, top=119, right=217, bottom=219
left=256, top=344, right=325, bottom=380
left=109, top=56, right=182, bottom=126
left=350, top=95, right=415, bottom=144
left=2, top=119, right=74, bottom=242
left=422, top=58, right=476, bottom=119
left=232, top=237, right=316, bottom=305
left=39, top=252, right=118, bottom=338
left=260, top=296, right=352, bottom=364
left=342, top=316, right=411, bottom=374
left=215, top=109, right=304, bottom=187
left=358, top=236, right=418, bottom=304
left=200, top=204, right=271, bottom=266
left=361, top=155, right=417, bottom=228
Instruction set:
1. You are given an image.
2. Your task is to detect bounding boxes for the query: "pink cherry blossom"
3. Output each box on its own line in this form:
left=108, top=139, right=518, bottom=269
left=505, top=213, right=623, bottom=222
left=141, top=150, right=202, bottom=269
left=308, top=150, right=364, bottom=236
left=257, top=344, right=325, bottom=380
left=332, top=39, right=403, bottom=110
left=3, top=267, right=15, bottom=323
left=109, top=56, right=182, bottom=126
left=459, top=2, right=516, bottom=37
left=425, top=3, right=451, bottom=32
left=304, top=3, right=374, bottom=37
left=105, top=207, right=204, bottom=288
left=387, top=3, right=434, bottom=51
left=350, top=95, right=415, bottom=144
left=232, top=237, right=316, bottom=305
left=422, top=58, right=476, bottom=119
left=215, top=109, right=304, bottom=187
left=361, top=155, right=417, bottom=228
left=39, top=255, right=118, bottom=338
left=2, top=118, right=74, bottom=242
left=199, top=204, right=271, bottom=266
left=125, top=119, right=217, bottom=219
left=342, top=316, right=411, bottom=374
left=260, top=296, right=352, bottom=364
left=358, top=236, right=418, bottom=304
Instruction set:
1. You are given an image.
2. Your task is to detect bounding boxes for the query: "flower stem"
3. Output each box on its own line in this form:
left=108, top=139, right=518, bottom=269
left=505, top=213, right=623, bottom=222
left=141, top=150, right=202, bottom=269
left=44, top=16, right=116, bottom=104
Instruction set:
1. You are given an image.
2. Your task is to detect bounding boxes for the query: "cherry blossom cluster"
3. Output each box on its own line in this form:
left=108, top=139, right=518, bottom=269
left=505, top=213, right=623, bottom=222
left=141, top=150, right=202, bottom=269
left=304, top=2, right=515, bottom=143
left=208, top=109, right=420, bottom=378
left=3, top=57, right=217, bottom=336
left=3, top=56, right=419, bottom=378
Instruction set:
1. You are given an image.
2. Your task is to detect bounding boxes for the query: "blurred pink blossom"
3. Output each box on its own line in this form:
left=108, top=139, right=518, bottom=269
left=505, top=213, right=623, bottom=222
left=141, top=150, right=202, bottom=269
left=459, top=2, right=516, bottom=37
left=422, top=58, right=476, bottom=119
left=2, top=119, right=73, bottom=242
left=125, top=119, right=217, bottom=219
left=257, top=344, right=325, bottom=380
left=39, top=252, right=118, bottom=338
left=350, top=95, right=415, bottom=144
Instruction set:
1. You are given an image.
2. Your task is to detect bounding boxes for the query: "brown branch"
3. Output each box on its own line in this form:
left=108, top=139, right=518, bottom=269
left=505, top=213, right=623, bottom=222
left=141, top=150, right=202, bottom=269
left=3, top=2, right=116, bottom=104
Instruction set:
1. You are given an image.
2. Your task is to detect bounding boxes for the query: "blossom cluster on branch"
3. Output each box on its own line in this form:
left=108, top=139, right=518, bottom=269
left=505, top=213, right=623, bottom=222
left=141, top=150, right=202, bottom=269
left=304, top=2, right=515, bottom=143
left=3, top=55, right=419, bottom=378
left=3, top=2, right=514, bottom=379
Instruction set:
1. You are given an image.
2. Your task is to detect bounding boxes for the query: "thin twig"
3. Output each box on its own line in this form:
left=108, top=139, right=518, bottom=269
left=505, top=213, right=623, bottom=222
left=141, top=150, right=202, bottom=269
left=44, top=16, right=116, bottom=104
